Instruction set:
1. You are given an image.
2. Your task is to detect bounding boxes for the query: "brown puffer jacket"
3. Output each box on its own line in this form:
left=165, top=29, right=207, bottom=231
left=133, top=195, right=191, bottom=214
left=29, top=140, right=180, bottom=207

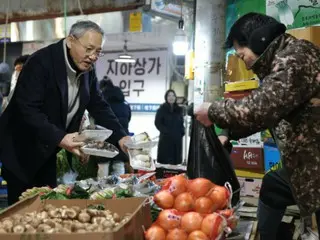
left=209, top=34, right=320, bottom=216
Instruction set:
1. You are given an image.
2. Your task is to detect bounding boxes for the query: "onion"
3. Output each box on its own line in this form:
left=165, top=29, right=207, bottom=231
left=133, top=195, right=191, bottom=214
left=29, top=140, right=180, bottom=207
left=181, top=212, right=203, bottom=233
left=207, top=186, right=229, bottom=211
left=167, top=175, right=188, bottom=197
left=174, top=192, right=194, bottom=212
left=187, top=178, right=214, bottom=198
left=187, top=230, right=209, bottom=240
left=157, top=209, right=182, bottom=231
left=145, top=224, right=166, bottom=240
left=154, top=190, right=175, bottom=209
left=201, top=213, right=225, bottom=239
left=166, top=228, right=188, bottom=240
left=194, top=197, right=214, bottom=214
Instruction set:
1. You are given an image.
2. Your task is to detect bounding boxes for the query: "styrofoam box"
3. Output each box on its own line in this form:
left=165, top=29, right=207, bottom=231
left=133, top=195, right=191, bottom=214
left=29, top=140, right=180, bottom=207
left=237, top=177, right=262, bottom=198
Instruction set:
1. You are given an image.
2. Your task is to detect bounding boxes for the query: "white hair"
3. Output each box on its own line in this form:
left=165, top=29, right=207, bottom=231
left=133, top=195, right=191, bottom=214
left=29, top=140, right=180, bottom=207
left=69, top=20, right=104, bottom=39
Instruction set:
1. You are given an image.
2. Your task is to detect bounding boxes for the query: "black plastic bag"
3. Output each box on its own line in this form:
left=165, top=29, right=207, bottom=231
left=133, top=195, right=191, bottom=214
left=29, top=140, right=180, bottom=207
left=187, top=120, right=240, bottom=206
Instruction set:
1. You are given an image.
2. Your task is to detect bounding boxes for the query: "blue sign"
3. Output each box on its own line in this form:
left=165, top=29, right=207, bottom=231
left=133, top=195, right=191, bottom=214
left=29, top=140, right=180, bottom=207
left=130, top=103, right=160, bottom=112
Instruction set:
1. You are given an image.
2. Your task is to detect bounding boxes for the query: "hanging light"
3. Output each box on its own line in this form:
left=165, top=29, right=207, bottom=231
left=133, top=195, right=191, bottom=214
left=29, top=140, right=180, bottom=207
left=115, top=40, right=136, bottom=63
left=172, top=1, right=188, bottom=56
left=173, top=19, right=188, bottom=56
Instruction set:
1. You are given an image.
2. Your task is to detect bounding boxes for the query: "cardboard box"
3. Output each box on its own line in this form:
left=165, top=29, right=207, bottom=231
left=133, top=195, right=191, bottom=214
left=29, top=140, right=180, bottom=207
left=238, top=177, right=262, bottom=198
left=225, top=80, right=259, bottom=92
left=226, top=54, right=256, bottom=82
left=0, top=196, right=152, bottom=240
left=264, top=145, right=281, bottom=173
left=231, top=132, right=263, bottom=148
left=231, top=147, right=264, bottom=171
left=287, top=26, right=320, bottom=47
left=235, top=169, right=264, bottom=179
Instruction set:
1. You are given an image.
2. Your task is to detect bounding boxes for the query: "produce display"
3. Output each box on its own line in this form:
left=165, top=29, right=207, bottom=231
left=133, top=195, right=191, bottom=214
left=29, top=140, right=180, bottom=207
left=0, top=204, right=131, bottom=233
left=145, top=175, right=239, bottom=240
left=56, top=149, right=98, bottom=181
left=19, top=186, right=52, bottom=201
left=19, top=174, right=160, bottom=201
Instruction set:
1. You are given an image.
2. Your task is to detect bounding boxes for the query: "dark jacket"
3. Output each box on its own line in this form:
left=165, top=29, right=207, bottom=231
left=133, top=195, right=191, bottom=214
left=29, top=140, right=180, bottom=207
left=0, top=39, right=127, bottom=184
left=155, top=103, right=184, bottom=165
left=209, top=34, right=320, bottom=216
left=102, top=86, right=131, bottom=134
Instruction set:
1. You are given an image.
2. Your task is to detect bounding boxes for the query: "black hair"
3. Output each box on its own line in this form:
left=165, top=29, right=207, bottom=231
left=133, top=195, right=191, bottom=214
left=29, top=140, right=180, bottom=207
left=14, top=55, right=30, bottom=67
left=164, top=89, right=177, bottom=103
left=99, top=76, right=114, bottom=91
left=225, top=12, right=281, bottom=49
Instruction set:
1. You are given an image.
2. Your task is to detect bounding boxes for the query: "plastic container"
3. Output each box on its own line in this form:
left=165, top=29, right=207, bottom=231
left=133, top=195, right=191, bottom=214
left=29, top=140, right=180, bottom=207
left=125, top=132, right=158, bottom=149
left=75, top=129, right=113, bottom=142
left=128, top=148, right=156, bottom=171
left=81, top=142, right=119, bottom=158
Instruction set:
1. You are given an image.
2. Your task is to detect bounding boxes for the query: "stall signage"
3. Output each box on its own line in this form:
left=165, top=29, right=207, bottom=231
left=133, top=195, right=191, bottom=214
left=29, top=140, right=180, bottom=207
left=266, top=0, right=320, bottom=29
left=130, top=103, right=160, bottom=112
left=96, top=50, right=168, bottom=107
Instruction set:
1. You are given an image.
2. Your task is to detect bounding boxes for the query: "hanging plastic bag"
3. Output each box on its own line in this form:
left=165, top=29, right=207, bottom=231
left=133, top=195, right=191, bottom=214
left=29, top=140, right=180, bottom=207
left=187, top=120, right=240, bottom=206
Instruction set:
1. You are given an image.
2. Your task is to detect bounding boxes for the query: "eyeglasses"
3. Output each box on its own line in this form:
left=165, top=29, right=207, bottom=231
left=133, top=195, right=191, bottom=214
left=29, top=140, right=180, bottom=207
left=73, top=36, right=105, bottom=58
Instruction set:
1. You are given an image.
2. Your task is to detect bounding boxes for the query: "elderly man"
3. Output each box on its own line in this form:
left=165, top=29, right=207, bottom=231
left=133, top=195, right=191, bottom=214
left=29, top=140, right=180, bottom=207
left=0, top=21, right=130, bottom=205
left=196, top=13, right=320, bottom=239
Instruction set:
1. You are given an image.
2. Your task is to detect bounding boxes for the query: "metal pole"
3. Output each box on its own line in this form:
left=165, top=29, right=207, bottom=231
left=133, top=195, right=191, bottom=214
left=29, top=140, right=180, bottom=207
left=193, top=0, right=226, bottom=108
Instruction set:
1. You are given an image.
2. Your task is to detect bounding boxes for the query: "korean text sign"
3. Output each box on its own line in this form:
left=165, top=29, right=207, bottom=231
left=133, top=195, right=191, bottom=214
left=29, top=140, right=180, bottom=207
left=96, top=50, right=168, bottom=105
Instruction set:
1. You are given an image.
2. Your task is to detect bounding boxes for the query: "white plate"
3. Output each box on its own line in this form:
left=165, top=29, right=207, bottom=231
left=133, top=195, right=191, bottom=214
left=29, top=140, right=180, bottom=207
left=75, top=129, right=113, bottom=142
left=128, top=149, right=156, bottom=171
left=81, top=143, right=119, bottom=158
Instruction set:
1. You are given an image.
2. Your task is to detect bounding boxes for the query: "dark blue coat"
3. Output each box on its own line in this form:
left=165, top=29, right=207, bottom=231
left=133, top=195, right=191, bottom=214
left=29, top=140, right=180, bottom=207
left=102, top=86, right=131, bottom=134
left=0, top=39, right=127, bottom=184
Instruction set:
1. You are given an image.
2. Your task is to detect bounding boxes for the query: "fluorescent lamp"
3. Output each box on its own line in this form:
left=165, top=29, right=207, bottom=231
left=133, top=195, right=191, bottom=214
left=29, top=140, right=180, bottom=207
left=115, top=54, right=136, bottom=63
left=114, top=40, right=136, bottom=63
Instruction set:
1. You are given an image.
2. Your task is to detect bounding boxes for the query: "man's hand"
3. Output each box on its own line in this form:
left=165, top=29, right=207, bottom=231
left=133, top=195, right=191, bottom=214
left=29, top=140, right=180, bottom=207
left=118, top=136, right=131, bottom=153
left=59, top=132, right=85, bottom=157
left=218, top=135, right=229, bottom=146
left=195, top=102, right=213, bottom=127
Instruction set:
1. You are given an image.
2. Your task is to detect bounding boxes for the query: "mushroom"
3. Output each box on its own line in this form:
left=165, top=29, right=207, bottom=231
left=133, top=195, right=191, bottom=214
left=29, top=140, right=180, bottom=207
left=13, top=225, right=25, bottom=233
left=30, top=218, right=41, bottom=228
left=113, top=213, right=120, bottom=223
left=37, top=224, right=51, bottom=233
left=91, top=217, right=105, bottom=225
left=25, top=224, right=36, bottom=233
left=43, top=219, right=56, bottom=228
left=2, top=219, right=13, bottom=232
left=44, top=204, right=55, bottom=212
left=0, top=228, right=7, bottom=233
left=71, top=206, right=81, bottom=214
left=48, top=209, right=61, bottom=218
left=37, top=211, right=49, bottom=220
left=71, top=222, right=85, bottom=231
left=78, top=212, right=90, bottom=223
left=12, top=214, right=23, bottom=222
left=86, top=223, right=99, bottom=232
left=87, top=209, right=98, bottom=217
left=102, top=221, right=114, bottom=229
